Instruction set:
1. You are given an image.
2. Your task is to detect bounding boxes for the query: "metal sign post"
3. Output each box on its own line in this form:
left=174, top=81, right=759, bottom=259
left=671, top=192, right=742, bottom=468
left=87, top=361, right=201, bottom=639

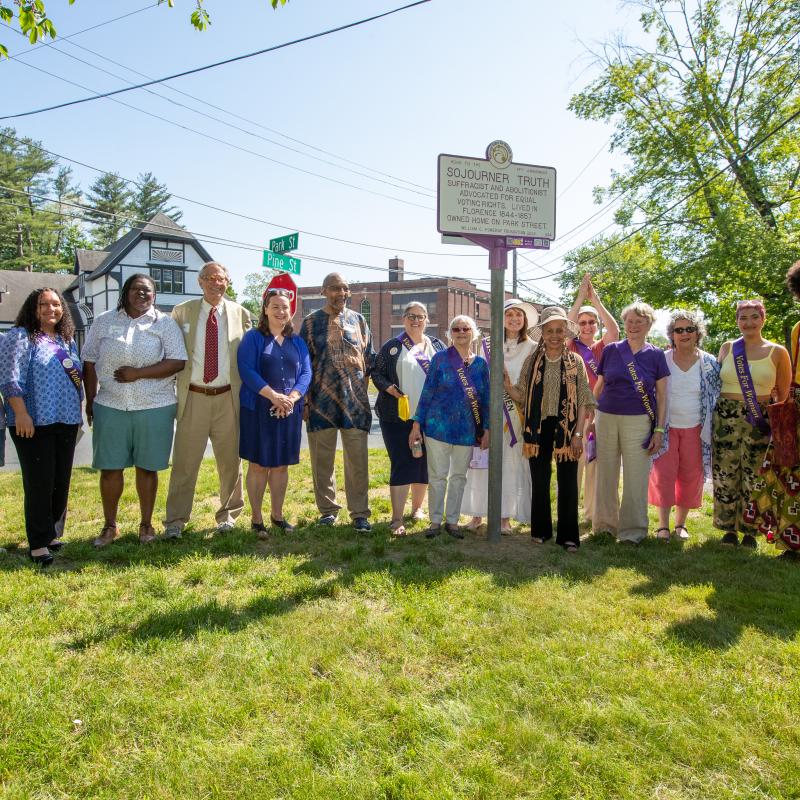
left=437, top=141, right=557, bottom=543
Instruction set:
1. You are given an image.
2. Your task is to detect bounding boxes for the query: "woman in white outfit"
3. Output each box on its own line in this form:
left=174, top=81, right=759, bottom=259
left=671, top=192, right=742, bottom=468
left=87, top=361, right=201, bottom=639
left=461, top=298, right=539, bottom=532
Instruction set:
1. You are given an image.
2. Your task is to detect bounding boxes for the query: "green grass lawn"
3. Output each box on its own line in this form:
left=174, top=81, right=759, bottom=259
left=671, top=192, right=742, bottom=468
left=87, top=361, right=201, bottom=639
left=1, top=451, right=799, bottom=799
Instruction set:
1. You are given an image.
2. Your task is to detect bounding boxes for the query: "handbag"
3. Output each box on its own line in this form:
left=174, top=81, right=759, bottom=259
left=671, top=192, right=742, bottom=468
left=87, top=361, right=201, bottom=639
left=766, top=327, right=800, bottom=467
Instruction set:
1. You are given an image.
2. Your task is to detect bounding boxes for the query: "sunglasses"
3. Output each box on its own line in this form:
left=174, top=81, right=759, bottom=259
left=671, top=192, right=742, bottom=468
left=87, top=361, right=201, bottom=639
left=673, top=326, right=697, bottom=334
left=578, top=320, right=597, bottom=326
left=405, top=314, right=426, bottom=321
left=451, top=326, right=471, bottom=333
left=265, top=288, right=292, bottom=299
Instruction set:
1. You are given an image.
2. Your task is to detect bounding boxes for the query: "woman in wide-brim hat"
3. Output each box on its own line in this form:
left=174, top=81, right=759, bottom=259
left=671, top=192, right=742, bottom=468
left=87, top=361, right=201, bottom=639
left=462, top=298, right=538, bottom=532
left=506, top=306, right=595, bottom=552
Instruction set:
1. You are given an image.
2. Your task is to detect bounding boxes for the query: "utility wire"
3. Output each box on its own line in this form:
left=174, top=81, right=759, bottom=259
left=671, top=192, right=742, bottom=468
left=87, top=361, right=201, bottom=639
left=0, top=0, right=432, bottom=121
left=1, top=131, right=483, bottom=257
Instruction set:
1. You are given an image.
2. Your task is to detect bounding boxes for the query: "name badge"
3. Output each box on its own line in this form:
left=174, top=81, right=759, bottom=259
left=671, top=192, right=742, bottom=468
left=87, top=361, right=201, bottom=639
left=183, top=323, right=191, bottom=334
left=109, top=325, right=125, bottom=337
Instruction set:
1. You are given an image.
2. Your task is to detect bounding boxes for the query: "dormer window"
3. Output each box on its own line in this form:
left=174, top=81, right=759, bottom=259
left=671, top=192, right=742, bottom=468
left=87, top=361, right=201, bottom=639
left=149, top=240, right=185, bottom=264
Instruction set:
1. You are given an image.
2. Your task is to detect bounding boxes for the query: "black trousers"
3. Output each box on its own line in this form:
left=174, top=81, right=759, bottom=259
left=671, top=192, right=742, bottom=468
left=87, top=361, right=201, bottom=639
left=10, top=423, right=79, bottom=550
left=529, top=417, right=579, bottom=547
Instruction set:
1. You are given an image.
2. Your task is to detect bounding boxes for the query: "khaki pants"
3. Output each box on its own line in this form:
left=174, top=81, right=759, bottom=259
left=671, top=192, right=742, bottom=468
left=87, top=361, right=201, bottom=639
left=165, top=391, right=244, bottom=530
left=308, top=427, right=370, bottom=520
left=576, top=417, right=597, bottom=523
left=593, top=411, right=652, bottom=543
left=425, top=437, right=472, bottom=526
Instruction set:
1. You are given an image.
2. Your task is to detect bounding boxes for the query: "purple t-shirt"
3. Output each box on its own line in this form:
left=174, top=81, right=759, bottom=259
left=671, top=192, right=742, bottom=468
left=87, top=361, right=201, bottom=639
left=597, top=341, right=669, bottom=415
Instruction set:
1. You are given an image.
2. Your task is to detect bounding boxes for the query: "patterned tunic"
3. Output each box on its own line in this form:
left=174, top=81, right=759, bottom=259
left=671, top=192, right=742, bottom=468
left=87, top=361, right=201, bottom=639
left=300, top=307, right=375, bottom=432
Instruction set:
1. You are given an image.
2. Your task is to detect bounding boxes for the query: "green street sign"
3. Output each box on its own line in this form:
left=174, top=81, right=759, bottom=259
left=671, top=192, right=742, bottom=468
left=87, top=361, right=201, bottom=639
left=269, top=232, right=299, bottom=253
left=263, top=249, right=301, bottom=275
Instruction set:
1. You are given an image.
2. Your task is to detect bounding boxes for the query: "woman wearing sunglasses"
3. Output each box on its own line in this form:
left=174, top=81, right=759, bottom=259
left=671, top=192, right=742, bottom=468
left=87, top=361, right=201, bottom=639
left=372, top=302, right=446, bottom=535
left=648, top=311, right=720, bottom=541
left=410, top=315, right=489, bottom=539
left=237, top=288, right=311, bottom=535
left=713, top=300, right=791, bottom=548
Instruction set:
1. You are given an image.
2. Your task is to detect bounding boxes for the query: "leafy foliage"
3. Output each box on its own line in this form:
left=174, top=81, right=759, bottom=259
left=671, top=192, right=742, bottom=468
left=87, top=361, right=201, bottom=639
left=563, top=0, right=800, bottom=345
left=84, top=173, right=131, bottom=248
left=129, top=172, right=183, bottom=225
left=240, top=270, right=275, bottom=315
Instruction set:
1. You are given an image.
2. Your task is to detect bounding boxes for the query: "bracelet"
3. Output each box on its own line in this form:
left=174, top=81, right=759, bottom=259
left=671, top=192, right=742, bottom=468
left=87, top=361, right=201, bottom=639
left=573, top=432, right=583, bottom=438
left=654, top=426, right=665, bottom=433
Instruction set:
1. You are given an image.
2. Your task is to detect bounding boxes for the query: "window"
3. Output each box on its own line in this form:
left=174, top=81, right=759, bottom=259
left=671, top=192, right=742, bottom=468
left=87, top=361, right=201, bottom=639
left=149, top=241, right=184, bottom=264
left=301, top=297, right=325, bottom=315
left=150, top=267, right=184, bottom=294
left=392, top=292, right=437, bottom=318
left=360, top=298, right=371, bottom=325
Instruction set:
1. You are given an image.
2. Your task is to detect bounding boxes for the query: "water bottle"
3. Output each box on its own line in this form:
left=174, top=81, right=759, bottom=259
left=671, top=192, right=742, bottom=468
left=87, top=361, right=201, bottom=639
left=411, top=438, right=423, bottom=459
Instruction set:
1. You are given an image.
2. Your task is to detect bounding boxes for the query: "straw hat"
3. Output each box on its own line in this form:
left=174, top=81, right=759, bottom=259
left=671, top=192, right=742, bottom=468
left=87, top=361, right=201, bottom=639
left=503, top=297, right=539, bottom=332
left=531, top=306, right=580, bottom=339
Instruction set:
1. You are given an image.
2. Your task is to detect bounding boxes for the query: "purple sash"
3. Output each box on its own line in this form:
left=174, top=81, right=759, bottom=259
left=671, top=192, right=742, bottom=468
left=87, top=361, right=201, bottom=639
left=397, top=331, right=432, bottom=374
left=480, top=338, right=517, bottom=447
left=36, top=334, right=82, bottom=394
left=618, top=339, right=656, bottom=446
left=731, top=338, right=770, bottom=434
left=447, top=346, right=483, bottom=443
left=573, top=337, right=599, bottom=378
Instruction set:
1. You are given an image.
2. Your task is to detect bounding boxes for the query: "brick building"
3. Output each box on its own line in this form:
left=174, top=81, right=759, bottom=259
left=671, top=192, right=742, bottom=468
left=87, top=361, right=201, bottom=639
left=294, top=258, right=514, bottom=344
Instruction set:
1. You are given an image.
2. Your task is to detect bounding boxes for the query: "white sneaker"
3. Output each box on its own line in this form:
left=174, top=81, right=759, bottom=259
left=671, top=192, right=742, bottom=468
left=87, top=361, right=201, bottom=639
left=164, top=526, right=182, bottom=540
left=216, top=521, right=235, bottom=533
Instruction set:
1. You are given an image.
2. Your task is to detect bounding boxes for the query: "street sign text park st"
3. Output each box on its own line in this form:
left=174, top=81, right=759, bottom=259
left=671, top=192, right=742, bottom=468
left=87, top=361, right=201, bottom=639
left=269, top=232, right=299, bottom=253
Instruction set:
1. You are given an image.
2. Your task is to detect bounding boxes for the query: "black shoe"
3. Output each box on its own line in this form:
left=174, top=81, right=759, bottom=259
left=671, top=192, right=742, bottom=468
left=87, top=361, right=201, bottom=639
left=251, top=521, right=268, bottom=534
left=48, top=540, right=64, bottom=552
left=271, top=517, right=295, bottom=532
left=779, top=550, right=800, bottom=560
left=425, top=525, right=442, bottom=539
left=29, top=550, right=54, bottom=566
left=353, top=517, right=372, bottom=533
left=445, top=524, right=464, bottom=539
left=741, top=534, right=758, bottom=549
left=720, top=532, right=739, bottom=547
left=318, top=514, right=337, bottom=527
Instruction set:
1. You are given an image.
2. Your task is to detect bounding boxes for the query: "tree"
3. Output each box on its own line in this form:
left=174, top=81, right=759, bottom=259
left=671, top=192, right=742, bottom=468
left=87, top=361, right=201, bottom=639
left=85, top=172, right=131, bottom=248
left=129, top=172, right=183, bottom=224
left=565, top=0, right=800, bottom=343
left=239, top=271, right=275, bottom=315
left=0, top=0, right=289, bottom=59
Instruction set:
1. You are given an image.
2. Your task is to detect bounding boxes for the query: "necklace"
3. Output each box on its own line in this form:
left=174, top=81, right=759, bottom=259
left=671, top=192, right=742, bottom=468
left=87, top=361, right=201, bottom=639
left=545, top=354, right=562, bottom=363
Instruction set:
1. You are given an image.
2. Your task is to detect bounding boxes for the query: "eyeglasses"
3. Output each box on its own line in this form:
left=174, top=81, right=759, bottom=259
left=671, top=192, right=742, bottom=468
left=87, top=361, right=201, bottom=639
left=405, top=313, right=426, bottom=321
left=451, top=326, right=471, bottom=333
left=578, top=320, right=597, bottom=326
left=673, top=326, right=697, bottom=334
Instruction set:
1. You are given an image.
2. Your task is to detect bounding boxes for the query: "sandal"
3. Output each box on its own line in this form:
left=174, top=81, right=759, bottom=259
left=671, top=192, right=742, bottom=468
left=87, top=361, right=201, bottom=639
left=389, top=519, right=407, bottom=537
left=138, top=523, right=156, bottom=544
left=531, top=536, right=545, bottom=545
left=655, top=527, right=671, bottom=541
left=563, top=542, right=578, bottom=553
left=466, top=517, right=482, bottom=531
left=93, top=524, right=119, bottom=549
left=673, top=525, right=690, bottom=541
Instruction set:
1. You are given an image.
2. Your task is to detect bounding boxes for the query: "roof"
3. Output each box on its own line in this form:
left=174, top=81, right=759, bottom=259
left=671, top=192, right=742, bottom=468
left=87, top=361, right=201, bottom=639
left=77, top=213, right=214, bottom=280
left=0, top=271, right=77, bottom=325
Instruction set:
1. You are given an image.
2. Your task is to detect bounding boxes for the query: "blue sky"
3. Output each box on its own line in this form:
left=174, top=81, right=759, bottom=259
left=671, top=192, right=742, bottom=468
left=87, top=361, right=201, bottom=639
left=1, top=0, right=645, bottom=305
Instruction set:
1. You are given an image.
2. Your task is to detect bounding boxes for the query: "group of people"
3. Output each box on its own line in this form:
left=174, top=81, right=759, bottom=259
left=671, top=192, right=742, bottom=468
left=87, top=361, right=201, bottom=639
left=2, top=261, right=800, bottom=566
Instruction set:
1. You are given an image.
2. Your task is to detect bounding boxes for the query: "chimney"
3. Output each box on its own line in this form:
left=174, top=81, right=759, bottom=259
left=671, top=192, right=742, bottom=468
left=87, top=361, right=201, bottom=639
left=388, top=256, right=404, bottom=283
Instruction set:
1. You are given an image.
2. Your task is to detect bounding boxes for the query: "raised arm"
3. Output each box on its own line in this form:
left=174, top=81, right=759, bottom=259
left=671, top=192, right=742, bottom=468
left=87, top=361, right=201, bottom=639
left=568, top=273, right=591, bottom=322
left=587, top=278, right=620, bottom=344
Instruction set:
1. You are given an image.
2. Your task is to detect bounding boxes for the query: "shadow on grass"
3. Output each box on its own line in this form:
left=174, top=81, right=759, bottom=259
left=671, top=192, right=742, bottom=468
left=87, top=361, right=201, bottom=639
left=15, top=518, right=788, bottom=653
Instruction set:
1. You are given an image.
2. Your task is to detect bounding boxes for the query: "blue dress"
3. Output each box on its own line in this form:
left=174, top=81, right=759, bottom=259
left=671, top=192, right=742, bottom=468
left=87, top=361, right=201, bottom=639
left=237, top=330, right=312, bottom=467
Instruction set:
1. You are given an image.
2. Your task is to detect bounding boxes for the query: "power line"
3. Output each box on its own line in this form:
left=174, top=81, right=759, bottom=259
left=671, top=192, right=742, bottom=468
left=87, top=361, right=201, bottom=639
left=0, top=0, right=432, bottom=121
left=1, top=131, right=483, bottom=258
left=1, top=23, right=434, bottom=199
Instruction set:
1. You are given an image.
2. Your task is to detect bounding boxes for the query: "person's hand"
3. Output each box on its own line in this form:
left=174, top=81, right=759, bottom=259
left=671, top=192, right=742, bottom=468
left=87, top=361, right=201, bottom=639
left=113, top=366, right=140, bottom=383
left=503, top=369, right=512, bottom=391
left=386, top=385, right=403, bottom=399
left=647, top=430, right=664, bottom=454
left=570, top=434, right=584, bottom=459
left=408, top=423, right=422, bottom=450
left=480, top=429, right=490, bottom=450
left=86, top=400, right=94, bottom=427
left=15, top=409, right=35, bottom=438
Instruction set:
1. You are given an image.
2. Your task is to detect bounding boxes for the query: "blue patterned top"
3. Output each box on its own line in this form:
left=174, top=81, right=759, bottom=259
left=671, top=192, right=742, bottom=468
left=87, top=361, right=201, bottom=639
left=414, top=350, right=490, bottom=446
left=0, top=332, right=5, bottom=430
left=0, top=326, right=83, bottom=426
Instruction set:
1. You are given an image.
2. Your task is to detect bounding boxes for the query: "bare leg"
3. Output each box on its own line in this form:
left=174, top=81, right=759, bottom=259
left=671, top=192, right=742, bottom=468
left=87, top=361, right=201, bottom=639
left=246, top=462, right=270, bottom=524
left=390, top=484, right=411, bottom=521
left=657, top=506, right=671, bottom=530
left=100, top=469, right=124, bottom=525
left=410, top=483, right=427, bottom=514
left=675, top=505, right=690, bottom=527
left=267, top=466, right=289, bottom=520
left=135, top=467, right=158, bottom=525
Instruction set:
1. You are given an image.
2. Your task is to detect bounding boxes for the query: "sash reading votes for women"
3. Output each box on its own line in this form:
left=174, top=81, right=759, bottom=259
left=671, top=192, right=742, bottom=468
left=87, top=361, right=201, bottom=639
left=573, top=337, right=599, bottom=378
left=36, top=334, right=82, bottom=394
left=618, top=339, right=656, bottom=447
left=447, top=345, right=483, bottom=444
left=397, top=331, right=432, bottom=374
left=732, top=337, right=770, bottom=434
left=480, top=338, right=517, bottom=447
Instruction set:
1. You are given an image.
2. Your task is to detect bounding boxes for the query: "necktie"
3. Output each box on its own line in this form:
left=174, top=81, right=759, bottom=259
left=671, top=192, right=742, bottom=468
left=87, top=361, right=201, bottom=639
left=204, top=306, right=219, bottom=383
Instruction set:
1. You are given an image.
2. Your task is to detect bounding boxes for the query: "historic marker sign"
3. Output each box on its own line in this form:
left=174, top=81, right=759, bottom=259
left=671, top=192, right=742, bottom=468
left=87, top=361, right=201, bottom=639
left=269, top=232, right=299, bottom=253
left=263, top=249, right=301, bottom=275
left=437, top=153, right=556, bottom=240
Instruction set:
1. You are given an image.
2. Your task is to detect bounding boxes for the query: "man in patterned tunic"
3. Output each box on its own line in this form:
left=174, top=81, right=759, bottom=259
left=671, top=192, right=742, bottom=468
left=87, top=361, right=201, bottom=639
left=301, top=273, right=375, bottom=531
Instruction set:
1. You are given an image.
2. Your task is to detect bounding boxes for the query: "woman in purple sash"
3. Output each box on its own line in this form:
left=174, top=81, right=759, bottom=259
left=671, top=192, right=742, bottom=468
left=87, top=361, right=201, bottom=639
left=410, top=315, right=490, bottom=539
left=713, top=300, right=790, bottom=548
left=0, top=289, right=83, bottom=566
left=372, top=302, right=446, bottom=535
left=592, top=302, right=670, bottom=543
